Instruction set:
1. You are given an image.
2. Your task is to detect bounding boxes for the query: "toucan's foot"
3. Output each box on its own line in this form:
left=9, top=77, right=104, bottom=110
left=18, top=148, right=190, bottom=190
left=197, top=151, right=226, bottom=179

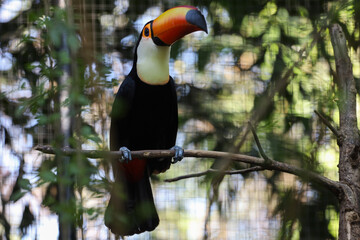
left=171, top=145, right=184, bottom=163
left=119, top=146, right=132, bottom=163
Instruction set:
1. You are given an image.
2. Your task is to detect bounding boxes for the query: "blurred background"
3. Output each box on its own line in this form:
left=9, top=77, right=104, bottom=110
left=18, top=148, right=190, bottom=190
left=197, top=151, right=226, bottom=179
left=0, top=0, right=358, bottom=239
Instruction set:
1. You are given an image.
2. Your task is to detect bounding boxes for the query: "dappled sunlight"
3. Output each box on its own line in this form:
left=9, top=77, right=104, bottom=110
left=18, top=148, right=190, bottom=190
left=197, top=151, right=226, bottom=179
left=318, top=144, right=339, bottom=181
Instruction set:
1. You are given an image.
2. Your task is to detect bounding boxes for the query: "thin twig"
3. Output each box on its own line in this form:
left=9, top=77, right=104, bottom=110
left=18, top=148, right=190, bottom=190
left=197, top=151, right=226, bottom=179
left=314, top=110, right=340, bottom=138
left=164, top=166, right=264, bottom=182
left=248, top=122, right=273, bottom=162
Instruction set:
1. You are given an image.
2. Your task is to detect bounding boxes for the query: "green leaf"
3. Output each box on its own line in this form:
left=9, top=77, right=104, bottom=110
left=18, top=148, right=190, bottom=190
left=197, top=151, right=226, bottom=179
left=59, top=50, right=70, bottom=64
left=10, top=191, right=27, bottom=202
left=39, top=170, right=57, bottom=183
left=19, top=178, right=31, bottom=191
left=240, top=15, right=268, bottom=38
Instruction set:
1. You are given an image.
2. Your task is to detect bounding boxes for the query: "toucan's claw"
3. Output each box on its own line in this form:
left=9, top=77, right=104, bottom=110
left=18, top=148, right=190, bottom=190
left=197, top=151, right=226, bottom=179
left=119, top=146, right=132, bottom=163
left=171, top=145, right=184, bottom=163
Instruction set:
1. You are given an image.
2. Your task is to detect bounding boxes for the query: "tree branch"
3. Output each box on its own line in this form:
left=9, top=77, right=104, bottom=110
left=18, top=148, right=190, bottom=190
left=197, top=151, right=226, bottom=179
left=164, top=166, right=264, bottom=182
left=35, top=145, right=341, bottom=195
left=247, top=122, right=342, bottom=196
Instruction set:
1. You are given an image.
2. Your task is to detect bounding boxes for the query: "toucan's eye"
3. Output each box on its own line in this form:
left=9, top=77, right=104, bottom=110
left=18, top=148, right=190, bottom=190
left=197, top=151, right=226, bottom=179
left=142, top=24, right=152, bottom=38
left=144, top=28, right=150, bottom=37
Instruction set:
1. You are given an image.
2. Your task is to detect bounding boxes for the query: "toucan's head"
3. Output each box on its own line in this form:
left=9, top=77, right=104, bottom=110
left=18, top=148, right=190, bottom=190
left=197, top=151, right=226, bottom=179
left=135, top=6, right=207, bottom=85
left=145, top=5, right=207, bottom=46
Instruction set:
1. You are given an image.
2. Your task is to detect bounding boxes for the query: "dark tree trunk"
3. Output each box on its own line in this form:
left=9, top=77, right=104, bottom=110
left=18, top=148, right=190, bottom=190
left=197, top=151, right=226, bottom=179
left=330, top=23, right=360, bottom=240
left=55, top=1, right=77, bottom=240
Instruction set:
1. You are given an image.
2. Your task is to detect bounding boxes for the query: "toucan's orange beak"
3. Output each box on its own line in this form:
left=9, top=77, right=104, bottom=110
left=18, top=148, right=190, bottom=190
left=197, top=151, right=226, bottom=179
left=151, top=6, right=207, bottom=46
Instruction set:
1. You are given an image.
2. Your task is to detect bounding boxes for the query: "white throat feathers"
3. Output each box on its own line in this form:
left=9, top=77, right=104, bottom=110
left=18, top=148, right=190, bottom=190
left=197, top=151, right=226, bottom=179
left=136, top=37, right=171, bottom=85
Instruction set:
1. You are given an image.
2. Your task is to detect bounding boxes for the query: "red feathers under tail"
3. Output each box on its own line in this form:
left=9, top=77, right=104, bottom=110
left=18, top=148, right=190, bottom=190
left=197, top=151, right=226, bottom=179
left=105, top=159, right=159, bottom=236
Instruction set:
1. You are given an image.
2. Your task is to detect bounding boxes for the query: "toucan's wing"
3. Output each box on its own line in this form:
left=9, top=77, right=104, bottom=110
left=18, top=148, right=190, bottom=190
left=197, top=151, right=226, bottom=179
left=167, top=76, right=179, bottom=148
left=110, top=75, right=136, bottom=152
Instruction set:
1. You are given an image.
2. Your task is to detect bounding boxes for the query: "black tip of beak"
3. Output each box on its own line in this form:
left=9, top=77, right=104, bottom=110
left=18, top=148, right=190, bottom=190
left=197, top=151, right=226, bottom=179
left=186, top=9, right=208, bottom=34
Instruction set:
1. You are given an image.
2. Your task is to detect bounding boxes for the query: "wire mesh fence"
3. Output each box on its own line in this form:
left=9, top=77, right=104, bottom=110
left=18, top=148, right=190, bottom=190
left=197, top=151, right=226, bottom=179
left=0, top=0, right=346, bottom=239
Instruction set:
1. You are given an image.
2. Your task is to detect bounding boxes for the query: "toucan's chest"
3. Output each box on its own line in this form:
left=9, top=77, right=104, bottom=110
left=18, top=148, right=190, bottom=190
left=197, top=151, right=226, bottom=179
left=129, top=79, right=175, bottom=136
left=133, top=79, right=173, bottom=113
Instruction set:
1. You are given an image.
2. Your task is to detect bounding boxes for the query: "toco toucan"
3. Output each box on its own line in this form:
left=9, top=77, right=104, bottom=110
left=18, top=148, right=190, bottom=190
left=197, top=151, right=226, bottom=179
left=105, top=6, right=207, bottom=236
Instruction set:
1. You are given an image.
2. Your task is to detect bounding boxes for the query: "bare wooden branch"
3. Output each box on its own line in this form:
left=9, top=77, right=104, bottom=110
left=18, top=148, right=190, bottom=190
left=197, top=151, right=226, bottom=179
left=34, top=145, right=176, bottom=159
left=164, top=166, right=264, bottom=182
left=34, top=145, right=341, bottom=195
left=247, top=121, right=342, bottom=195
left=314, top=110, right=340, bottom=138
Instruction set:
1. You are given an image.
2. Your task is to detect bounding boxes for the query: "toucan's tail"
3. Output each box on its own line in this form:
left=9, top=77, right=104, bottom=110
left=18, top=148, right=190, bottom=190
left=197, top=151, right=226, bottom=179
left=105, top=162, right=159, bottom=236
